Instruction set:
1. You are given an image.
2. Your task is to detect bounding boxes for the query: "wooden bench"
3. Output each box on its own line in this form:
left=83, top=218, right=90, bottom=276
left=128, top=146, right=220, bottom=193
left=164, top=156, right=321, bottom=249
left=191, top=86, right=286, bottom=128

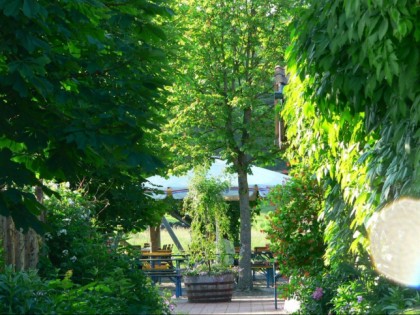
left=252, top=247, right=275, bottom=287
left=139, top=256, right=184, bottom=297
left=251, top=262, right=275, bottom=287
left=142, top=265, right=182, bottom=297
left=142, top=251, right=174, bottom=269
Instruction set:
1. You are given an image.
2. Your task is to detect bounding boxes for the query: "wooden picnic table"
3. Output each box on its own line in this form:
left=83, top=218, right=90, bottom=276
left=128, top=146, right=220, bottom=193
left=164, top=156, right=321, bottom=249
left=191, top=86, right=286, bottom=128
left=141, top=250, right=172, bottom=257
left=251, top=247, right=276, bottom=287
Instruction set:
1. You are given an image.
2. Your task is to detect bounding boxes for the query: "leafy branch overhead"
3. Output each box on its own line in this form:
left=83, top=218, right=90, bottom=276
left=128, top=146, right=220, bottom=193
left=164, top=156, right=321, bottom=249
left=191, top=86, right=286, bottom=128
left=0, top=0, right=173, bottom=232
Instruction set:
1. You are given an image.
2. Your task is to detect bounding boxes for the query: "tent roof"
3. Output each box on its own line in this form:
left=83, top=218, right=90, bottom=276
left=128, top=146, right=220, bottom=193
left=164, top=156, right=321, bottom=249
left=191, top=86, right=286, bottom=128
left=144, top=159, right=289, bottom=200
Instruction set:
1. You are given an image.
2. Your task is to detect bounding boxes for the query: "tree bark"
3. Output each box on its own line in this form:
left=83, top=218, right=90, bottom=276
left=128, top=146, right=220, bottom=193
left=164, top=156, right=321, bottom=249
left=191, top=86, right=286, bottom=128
left=237, top=163, right=253, bottom=291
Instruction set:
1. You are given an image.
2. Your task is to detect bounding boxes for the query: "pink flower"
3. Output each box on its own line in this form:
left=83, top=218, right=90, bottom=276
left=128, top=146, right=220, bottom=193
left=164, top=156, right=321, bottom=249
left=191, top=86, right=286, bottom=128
left=312, top=287, right=323, bottom=300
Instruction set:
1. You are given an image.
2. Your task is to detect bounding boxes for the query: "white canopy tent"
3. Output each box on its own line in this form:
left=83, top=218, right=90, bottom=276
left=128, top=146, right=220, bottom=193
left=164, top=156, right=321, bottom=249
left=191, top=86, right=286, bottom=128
left=143, top=159, right=289, bottom=251
left=144, top=158, right=289, bottom=200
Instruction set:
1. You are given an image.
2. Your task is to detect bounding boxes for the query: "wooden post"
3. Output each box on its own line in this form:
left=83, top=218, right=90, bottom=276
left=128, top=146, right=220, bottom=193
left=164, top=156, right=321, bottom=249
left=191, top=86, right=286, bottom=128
left=149, top=225, right=161, bottom=251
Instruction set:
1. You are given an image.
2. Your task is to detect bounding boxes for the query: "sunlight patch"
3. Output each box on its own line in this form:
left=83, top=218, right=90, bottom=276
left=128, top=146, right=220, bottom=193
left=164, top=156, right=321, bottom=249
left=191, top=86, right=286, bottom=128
left=369, top=198, right=420, bottom=287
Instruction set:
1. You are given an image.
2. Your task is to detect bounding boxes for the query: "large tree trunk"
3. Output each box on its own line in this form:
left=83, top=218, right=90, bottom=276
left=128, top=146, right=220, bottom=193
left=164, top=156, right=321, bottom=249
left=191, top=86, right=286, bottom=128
left=237, top=165, right=253, bottom=291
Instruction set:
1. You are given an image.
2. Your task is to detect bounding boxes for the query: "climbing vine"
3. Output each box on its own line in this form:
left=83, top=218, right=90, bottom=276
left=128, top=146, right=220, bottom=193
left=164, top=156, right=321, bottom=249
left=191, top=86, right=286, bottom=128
left=285, top=0, right=420, bottom=264
left=280, top=0, right=420, bottom=313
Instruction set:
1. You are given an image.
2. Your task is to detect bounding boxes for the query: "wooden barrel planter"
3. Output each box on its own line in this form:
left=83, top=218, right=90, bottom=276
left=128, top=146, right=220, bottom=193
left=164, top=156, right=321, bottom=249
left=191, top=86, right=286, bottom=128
left=184, top=273, right=235, bottom=303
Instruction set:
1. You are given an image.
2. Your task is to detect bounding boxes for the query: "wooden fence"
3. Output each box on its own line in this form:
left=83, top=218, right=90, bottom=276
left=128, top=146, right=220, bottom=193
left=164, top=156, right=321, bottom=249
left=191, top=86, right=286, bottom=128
left=0, top=215, right=40, bottom=270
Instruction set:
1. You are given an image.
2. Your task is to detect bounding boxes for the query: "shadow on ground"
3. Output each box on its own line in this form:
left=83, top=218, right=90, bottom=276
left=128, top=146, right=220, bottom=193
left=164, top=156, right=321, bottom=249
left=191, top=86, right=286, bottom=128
left=158, top=272, right=289, bottom=314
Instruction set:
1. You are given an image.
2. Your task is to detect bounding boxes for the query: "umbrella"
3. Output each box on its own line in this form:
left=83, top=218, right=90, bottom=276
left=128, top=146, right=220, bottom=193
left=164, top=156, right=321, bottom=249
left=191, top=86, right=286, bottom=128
left=144, top=159, right=289, bottom=200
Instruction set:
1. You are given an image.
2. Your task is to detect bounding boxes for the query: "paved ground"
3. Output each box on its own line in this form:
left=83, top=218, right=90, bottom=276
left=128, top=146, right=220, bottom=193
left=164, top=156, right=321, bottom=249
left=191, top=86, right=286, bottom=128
left=173, top=290, right=287, bottom=315
left=161, top=273, right=289, bottom=315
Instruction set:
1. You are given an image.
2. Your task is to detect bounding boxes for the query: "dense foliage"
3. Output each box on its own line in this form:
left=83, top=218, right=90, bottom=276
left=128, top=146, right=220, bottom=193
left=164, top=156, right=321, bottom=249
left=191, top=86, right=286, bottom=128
left=0, top=0, right=172, bottom=233
left=274, top=0, right=420, bottom=313
left=39, top=186, right=119, bottom=283
left=263, top=168, right=325, bottom=277
left=26, top=187, right=173, bottom=314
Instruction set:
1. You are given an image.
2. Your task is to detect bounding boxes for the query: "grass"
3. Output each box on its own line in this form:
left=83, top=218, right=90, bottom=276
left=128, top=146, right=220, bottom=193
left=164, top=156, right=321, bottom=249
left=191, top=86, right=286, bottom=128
left=129, top=225, right=192, bottom=254
left=128, top=211, right=271, bottom=254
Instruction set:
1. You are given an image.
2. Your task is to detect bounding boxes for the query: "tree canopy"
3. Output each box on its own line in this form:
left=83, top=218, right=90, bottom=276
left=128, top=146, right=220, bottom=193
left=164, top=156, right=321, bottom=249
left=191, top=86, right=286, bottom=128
left=0, top=0, right=173, bottom=233
left=161, top=0, right=292, bottom=290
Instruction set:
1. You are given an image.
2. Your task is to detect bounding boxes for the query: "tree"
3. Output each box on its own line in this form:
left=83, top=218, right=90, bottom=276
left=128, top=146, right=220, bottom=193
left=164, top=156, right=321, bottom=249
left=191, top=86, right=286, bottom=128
left=0, top=0, right=173, bottom=267
left=0, top=0, right=173, bottom=232
left=162, top=0, right=291, bottom=290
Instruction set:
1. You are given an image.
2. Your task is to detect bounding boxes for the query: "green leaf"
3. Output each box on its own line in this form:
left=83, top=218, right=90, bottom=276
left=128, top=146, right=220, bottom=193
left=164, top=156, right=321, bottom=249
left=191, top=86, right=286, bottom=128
left=2, top=0, right=22, bottom=17
left=358, top=12, right=367, bottom=38
left=378, top=18, right=388, bottom=40
left=22, top=0, right=39, bottom=18
left=1, top=0, right=173, bottom=233
left=389, top=7, right=400, bottom=26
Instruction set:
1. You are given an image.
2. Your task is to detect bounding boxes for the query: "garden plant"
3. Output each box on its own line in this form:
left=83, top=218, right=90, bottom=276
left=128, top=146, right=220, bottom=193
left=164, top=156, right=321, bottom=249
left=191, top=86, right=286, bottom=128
left=1, top=0, right=419, bottom=314
left=182, top=165, right=234, bottom=275
left=0, top=187, right=175, bottom=314
left=264, top=0, right=420, bottom=314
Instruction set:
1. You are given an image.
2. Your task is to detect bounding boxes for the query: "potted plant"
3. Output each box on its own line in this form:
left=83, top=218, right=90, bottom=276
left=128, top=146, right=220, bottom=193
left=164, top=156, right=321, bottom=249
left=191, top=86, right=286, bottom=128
left=182, top=165, right=238, bottom=303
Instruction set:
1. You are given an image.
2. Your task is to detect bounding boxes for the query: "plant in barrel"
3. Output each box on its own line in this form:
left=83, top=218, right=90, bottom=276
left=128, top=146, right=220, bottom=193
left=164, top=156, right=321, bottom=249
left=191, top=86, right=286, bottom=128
left=182, top=165, right=237, bottom=302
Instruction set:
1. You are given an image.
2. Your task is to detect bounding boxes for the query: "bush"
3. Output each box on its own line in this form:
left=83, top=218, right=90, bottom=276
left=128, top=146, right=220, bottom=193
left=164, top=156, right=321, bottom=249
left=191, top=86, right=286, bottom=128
left=0, top=266, right=174, bottom=315
left=373, top=286, right=420, bottom=315
left=283, top=260, right=420, bottom=315
left=34, top=186, right=174, bottom=314
left=331, top=279, right=373, bottom=314
left=280, top=264, right=355, bottom=315
left=49, top=268, right=174, bottom=314
left=39, top=188, right=118, bottom=284
left=0, top=266, right=54, bottom=314
left=262, top=169, right=325, bottom=276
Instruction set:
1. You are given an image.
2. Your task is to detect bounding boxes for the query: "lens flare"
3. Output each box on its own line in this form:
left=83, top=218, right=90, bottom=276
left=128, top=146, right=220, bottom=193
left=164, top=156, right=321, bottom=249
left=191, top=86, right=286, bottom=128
left=369, top=198, right=420, bottom=287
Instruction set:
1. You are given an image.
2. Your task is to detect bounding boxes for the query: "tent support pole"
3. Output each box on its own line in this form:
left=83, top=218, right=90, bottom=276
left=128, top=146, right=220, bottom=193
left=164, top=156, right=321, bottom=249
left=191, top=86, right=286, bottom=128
left=162, top=216, right=184, bottom=252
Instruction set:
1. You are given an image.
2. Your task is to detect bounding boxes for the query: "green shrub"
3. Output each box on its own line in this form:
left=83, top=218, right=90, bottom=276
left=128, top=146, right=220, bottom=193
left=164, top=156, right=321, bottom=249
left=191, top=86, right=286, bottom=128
left=0, top=266, right=174, bottom=315
left=39, top=188, right=118, bottom=284
left=49, top=268, right=174, bottom=314
left=373, top=286, right=420, bottom=315
left=284, top=260, right=420, bottom=315
left=282, top=265, right=354, bottom=315
left=182, top=166, right=231, bottom=271
left=0, top=266, right=54, bottom=314
left=262, top=169, right=325, bottom=276
left=331, top=280, right=372, bottom=314
left=35, top=186, right=174, bottom=314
